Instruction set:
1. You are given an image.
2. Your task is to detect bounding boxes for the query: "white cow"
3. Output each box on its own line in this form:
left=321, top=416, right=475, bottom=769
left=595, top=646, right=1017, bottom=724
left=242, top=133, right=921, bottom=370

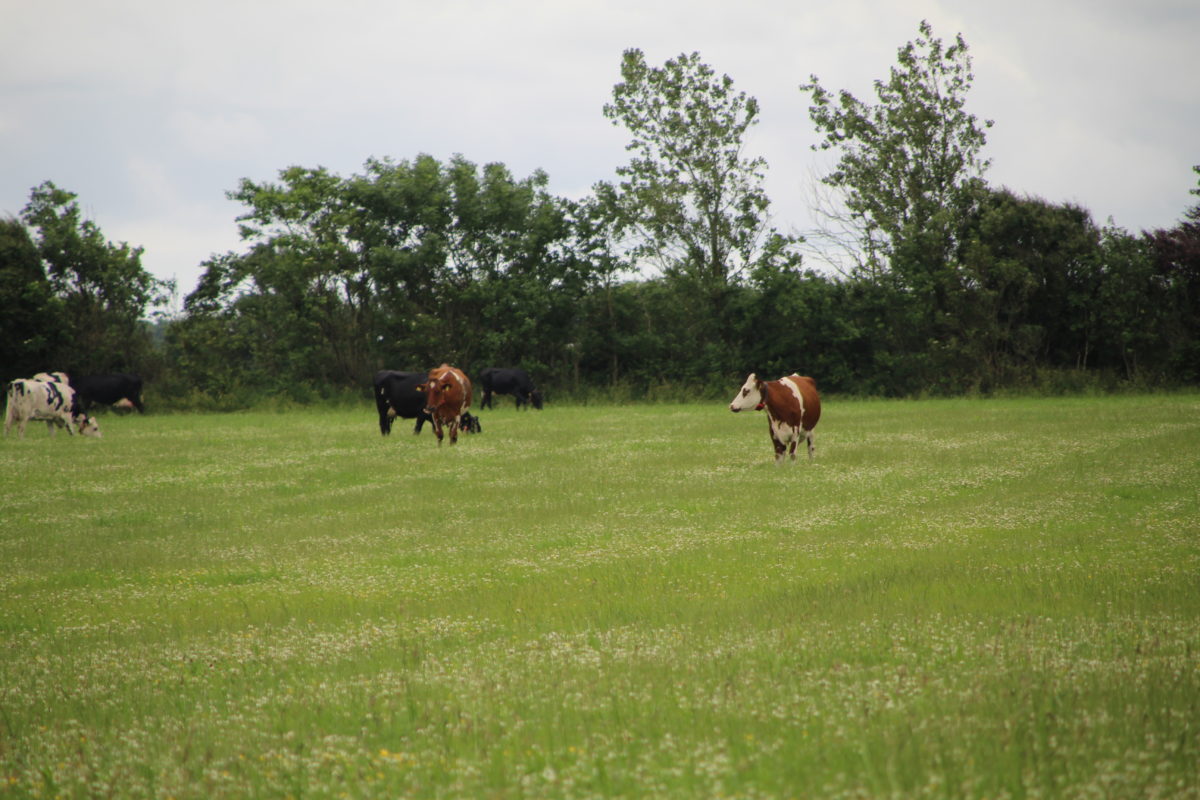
left=4, top=379, right=101, bottom=439
left=33, top=371, right=69, bottom=384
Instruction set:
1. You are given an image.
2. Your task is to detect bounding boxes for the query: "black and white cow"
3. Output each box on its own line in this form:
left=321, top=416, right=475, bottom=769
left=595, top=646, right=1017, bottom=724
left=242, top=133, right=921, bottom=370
left=70, top=374, right=145, bottom=414
left=479, top=367, right=543, bottom=410
left=4, top=379, right=101, bottom=439
left=374, top=370, right=434, bottom=435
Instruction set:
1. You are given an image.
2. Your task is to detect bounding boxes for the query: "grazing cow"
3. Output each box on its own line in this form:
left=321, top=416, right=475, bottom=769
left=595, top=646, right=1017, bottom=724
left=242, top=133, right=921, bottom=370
left=479, top=367, right=543, bottom=410
left=374, top=370, right=434, bottom=435
left=419, top=364, right=472, bottom=446
left=729, top=373, right=821, bottom=463
left=71, top=374, right=145, bottom=414
left=4, top=379, right=101, bottom=439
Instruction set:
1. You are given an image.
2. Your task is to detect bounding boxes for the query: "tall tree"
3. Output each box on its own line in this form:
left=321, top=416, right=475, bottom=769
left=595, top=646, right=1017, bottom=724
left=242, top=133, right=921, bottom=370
left=801, top=20, right=993, bottom=290
left=227, top=166, right=375, bottom=385
left=602, top=48, right=797, bottom=377
left=1145, top=165, right=1200, bottom=382
left=20, top=181, right=169, bottom=375
left=183, top=155, right=585, bottom=396
left=956, top=188, right=1102, bottom=384
left=0, top=216, right=62, bottom=381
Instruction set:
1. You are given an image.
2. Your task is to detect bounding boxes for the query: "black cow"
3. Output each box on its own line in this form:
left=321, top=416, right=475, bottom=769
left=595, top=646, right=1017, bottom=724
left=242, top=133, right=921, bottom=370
left=479, top=368, right=543, bottom=410
left=70, top=374, right=145, bottom=414
left=374, top=370, right=433, bottom=435
left=459, top=410, right=482, bottom=434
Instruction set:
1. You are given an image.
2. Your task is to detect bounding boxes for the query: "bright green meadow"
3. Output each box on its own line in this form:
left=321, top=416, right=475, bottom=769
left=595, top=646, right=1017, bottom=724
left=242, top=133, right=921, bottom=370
left=1, top=396, right=1198, bottom=798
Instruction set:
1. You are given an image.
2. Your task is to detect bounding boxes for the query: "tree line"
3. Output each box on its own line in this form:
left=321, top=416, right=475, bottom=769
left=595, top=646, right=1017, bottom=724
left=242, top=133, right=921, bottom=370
left=3, top=21, right=1198, bottom=406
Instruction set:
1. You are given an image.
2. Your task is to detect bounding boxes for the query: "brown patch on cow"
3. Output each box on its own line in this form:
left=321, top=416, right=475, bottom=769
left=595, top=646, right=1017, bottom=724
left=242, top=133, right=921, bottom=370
left=783, top=375, right=821, bottom=432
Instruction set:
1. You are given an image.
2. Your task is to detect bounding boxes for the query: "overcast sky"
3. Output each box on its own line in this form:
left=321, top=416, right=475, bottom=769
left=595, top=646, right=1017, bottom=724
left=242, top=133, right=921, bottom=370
left=3, top=0, right=1197, bottom=302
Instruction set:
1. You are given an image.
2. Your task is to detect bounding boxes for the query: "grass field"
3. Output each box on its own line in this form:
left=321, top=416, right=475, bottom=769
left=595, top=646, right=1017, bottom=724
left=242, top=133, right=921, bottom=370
left=2, top=395, right=1198, bottom=799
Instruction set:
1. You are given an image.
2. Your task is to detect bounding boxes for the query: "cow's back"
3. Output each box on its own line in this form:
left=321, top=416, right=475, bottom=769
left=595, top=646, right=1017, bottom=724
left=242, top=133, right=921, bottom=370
left=376, top=371, right=425, bottom=408
left=785, top=375, right=820, bottom=431
left=72, top=373, right=144, bottom=411
left=481, top=367, right=530, bottom=393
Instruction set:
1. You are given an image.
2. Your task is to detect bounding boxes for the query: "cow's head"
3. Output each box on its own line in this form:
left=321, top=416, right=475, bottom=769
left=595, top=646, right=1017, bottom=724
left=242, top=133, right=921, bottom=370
left=729, top=373, right=765, bottom=412
left=530, top=389, right=544, bottom=410
left=75, top=414, right=102, bottom=438
left=420, top=371, right=460, bottom=415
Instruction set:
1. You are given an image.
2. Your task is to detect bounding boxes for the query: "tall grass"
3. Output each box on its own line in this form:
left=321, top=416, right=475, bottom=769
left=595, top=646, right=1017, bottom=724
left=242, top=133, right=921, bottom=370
left=2, top=396, right=1198, bottom=798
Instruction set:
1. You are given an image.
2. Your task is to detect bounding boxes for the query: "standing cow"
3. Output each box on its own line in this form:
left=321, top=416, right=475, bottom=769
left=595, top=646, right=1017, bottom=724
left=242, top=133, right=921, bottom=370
left=479, top=367, right=543, bottom=410
left=419, top=364, right=472, bottom=446
left=729, top=373, right=821, bottom=463
left=4, top=379, right=101, bottom=439
left=374, top=370, right=434, bottom=435
left=70, top=374, right=145, bottom=414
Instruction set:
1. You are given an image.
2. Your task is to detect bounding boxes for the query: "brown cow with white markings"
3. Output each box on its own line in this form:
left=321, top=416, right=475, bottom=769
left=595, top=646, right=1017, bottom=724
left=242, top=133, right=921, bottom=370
left=729, top=373, right=820, bottom=463
left=419, top=364, right=473, bottom=446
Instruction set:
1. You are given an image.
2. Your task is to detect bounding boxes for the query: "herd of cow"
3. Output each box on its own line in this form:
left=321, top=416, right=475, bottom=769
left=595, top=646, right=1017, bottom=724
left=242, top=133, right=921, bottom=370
left=2, top=372, right=143, bottom=439
left=4, top=364, right=821, bottom=464
left=374, top=365, right=543, bottom=445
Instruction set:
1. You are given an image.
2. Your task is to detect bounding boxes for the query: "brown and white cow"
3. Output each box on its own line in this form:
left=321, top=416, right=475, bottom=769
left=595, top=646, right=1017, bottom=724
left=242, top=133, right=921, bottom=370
left=4, top=379, right=101, bottom=439
left=729, top=373, right=820, bottom=463
left=419, top=364, right=473, bottom=446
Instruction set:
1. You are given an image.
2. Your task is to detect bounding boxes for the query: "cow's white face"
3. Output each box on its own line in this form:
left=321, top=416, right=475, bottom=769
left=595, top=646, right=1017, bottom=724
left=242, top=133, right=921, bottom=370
left=729, top=374, right=763, bottom=412
left=76, top=415, right=102, bottom=438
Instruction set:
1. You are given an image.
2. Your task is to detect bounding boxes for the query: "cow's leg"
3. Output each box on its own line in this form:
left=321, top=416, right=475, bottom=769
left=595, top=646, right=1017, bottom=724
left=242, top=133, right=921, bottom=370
left=805, top=429, right=815, bottom=461
left=448, top=420, right=460, bottom=445
left=770, top=428, right=786, bottom=464
left=788, top=437, right=798, bottom=461
left=768, top=417, right=788, bottom=464
left=376, top=394, right=392, bottom=436
left=480, top=390, right=492, bottom=410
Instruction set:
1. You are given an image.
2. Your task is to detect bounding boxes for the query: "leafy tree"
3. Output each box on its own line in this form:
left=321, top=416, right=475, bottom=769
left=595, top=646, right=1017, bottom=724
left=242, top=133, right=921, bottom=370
left=1093, top=224, right=1165, bottom=380
left=20, top=181, right=170, bottom=375
left=0, top=216, right=62, bottom=381
left=559, top=195, right=636, bottom=388
left=601, top=48, right=798, bottom=378
left=180, top=156, right=587, bottom=399
left=1145, top=165, right=1200, bottom=382
left=956, top=188, right=1101, bottom=385
left=801, top=19, right=993, bottom=291
left=225, top=166, right=374, bottom=386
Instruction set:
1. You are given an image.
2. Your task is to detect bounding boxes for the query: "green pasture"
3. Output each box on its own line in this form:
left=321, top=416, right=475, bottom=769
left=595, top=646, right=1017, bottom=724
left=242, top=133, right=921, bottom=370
left=2, top=396, right=1198, bottom=798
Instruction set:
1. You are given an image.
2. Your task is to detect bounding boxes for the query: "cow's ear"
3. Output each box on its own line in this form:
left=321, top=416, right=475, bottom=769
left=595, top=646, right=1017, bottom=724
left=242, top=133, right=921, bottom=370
left=416, top=384, right=426, bottom=392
